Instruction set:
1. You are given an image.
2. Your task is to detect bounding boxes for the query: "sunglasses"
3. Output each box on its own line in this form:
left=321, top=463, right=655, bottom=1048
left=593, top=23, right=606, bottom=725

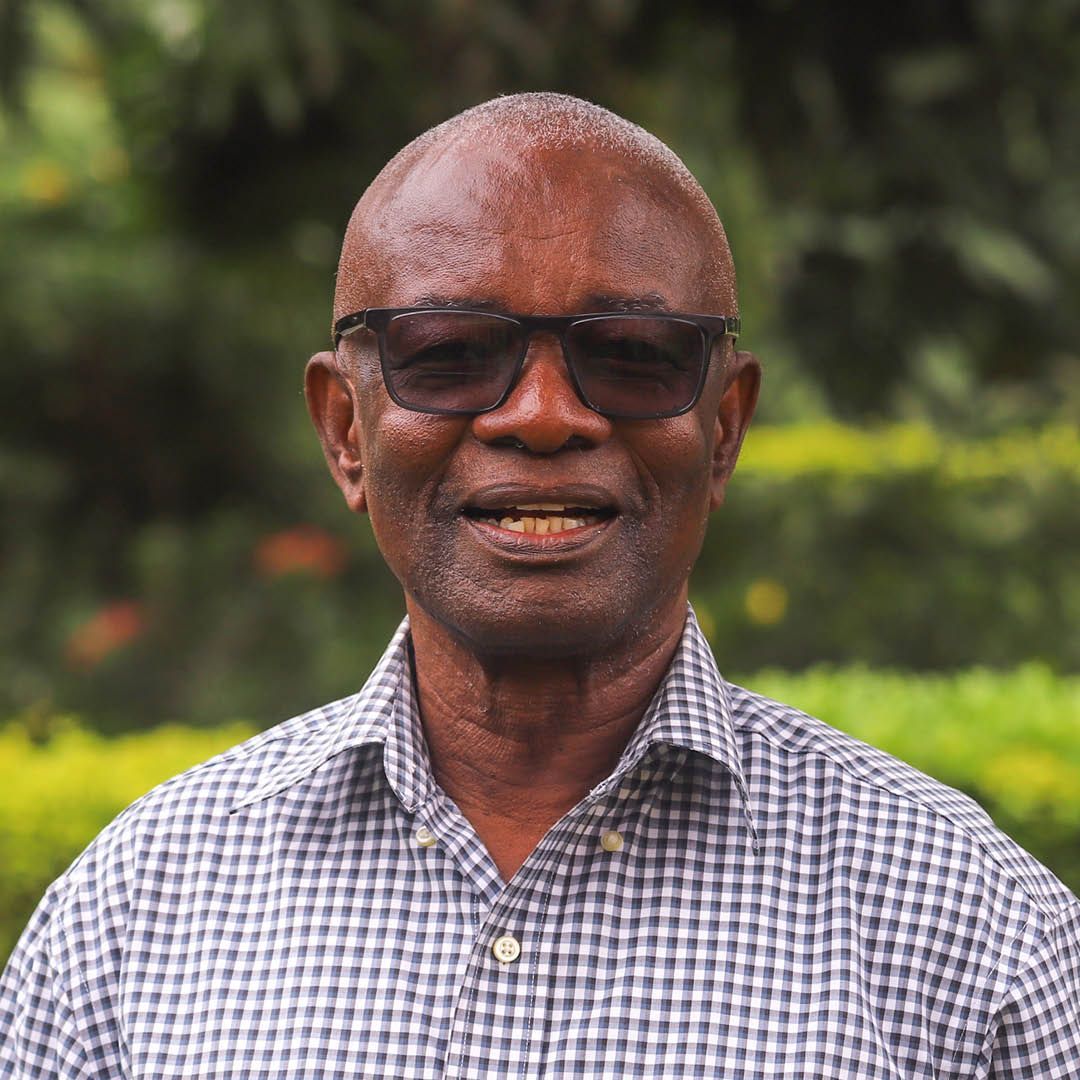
left=333, top=307, right=740, bottom=420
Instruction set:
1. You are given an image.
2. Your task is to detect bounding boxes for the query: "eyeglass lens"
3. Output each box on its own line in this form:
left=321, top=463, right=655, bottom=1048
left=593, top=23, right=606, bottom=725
left=382, top=312, right=519, bottom=413
left=360, top=311, right=707, bottom=418
left=567, top=316, right=704, bottom=418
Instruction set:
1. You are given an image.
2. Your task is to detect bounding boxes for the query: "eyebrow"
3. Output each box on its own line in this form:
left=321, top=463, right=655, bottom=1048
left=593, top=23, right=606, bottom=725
left=586, top=293, right=671, bottom=313
left=410, top=292, right=672, bottom=313
left=412, top=295, right=501, bottom=311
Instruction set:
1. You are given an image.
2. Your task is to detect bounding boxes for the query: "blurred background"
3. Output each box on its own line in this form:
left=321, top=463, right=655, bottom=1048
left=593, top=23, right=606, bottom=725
left=1, top=0, right=1078, bottom=954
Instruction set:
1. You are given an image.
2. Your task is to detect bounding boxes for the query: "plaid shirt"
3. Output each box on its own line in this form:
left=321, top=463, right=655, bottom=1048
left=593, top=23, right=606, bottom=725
left=3, top=611, right=1078, bottom=1078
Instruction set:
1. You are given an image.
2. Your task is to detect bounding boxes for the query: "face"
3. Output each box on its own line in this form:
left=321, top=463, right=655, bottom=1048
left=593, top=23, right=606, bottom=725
left=308, top=139, right=759, bottom=658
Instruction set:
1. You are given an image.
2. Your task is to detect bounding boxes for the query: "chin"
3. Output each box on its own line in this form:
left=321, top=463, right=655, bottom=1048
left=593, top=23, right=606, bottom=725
left=417, top=583, right=670, bottom=661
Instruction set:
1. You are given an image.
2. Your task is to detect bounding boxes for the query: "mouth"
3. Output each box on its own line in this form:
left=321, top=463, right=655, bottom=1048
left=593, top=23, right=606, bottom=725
left=460, top=485, right=619, bottom=551
left=462, top=502, right=614, bottom=535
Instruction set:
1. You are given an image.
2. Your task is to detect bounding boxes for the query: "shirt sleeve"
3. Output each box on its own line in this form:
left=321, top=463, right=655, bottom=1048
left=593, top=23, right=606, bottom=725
left=986, top=900, right=1080, bottom=1080
left=0, top=886, right=110, bottom=1079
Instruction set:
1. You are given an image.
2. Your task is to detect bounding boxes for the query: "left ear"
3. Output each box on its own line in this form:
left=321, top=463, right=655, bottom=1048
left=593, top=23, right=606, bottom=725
left=710, top=349, right=761, bottom=510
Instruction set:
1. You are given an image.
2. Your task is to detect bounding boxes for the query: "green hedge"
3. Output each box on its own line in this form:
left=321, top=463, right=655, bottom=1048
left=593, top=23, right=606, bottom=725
left=695, top=423, right=1080, bottom=673
left=0, top=719, right=254, bottom=969
left=3, top=665, right=1078, bottom=966
left=736, top=423, right=1080, bottom=481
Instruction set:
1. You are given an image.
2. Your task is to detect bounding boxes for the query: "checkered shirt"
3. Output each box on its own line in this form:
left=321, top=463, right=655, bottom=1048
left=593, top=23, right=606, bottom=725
left=3, top=610, right=1079, bottom=1078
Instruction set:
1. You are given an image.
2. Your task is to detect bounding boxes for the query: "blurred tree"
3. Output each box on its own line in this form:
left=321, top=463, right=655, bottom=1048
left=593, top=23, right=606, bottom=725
left=1, top=0, right=1077, bottom=728
left=721, top=0, right=1080, bottom=420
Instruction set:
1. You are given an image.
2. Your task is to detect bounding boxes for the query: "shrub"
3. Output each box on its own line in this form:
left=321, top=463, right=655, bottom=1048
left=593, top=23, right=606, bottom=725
left=736, top=423, right=1080, bottom=481
left=0, top=718, right=254, bottom=967
left=696, top=423, right=1080, bottom=672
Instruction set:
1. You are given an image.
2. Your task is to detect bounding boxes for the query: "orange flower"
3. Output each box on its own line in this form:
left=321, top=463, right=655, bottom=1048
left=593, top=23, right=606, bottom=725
left=254, top=526, right=347, bottom=580
left=65, top=601, right=145, bottom=670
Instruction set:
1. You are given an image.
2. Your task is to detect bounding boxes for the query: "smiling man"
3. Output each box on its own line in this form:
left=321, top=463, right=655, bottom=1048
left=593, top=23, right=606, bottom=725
left=2, top=94, right=1078, bottom=1079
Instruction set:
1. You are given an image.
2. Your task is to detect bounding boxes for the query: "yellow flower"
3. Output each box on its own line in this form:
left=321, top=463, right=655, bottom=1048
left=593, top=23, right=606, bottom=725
left=22, top=161, right=71, bottom=206
left=745, top=579, right=788, bottom=625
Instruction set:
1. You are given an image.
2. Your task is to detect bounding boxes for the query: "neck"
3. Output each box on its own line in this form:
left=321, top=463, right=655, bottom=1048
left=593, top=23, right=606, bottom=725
left=406, top=594, right=688, bottom=881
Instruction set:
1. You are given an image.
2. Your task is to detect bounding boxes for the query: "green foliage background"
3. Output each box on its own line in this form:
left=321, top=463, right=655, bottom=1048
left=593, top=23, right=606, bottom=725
left=0, top=0, right=1078, bottom=956
left=2, top=0, right=1077, bottom=728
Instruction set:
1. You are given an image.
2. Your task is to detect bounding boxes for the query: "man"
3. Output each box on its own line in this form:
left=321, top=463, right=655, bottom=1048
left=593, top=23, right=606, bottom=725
left=2, top=93, right=1077, bottom=1078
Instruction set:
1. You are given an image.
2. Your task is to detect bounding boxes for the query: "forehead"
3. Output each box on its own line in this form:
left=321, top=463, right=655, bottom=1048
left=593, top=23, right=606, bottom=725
left=340, top=140, right=720, bottom=314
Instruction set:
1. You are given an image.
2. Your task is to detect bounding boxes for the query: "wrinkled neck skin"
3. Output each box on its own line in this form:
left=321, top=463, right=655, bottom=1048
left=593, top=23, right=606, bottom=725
left=406, top=587, right=688, bottom=881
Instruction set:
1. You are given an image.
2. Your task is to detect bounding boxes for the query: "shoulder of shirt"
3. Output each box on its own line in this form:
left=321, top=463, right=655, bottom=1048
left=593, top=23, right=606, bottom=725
left=43, top=691, right=374, bottom=907
left=58, top=619, right=414, bottom=876
left=725, top=680, right=1079, bottom=920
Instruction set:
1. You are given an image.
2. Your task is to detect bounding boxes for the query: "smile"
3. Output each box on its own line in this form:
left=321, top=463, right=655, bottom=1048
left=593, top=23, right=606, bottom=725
left=460, top=483, right=620, bottom=554
left=464, top=503, right=610, bottom=535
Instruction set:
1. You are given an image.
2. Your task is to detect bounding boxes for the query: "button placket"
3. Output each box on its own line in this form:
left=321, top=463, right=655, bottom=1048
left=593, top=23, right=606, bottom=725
left=450, top=780, right=646, bottom=1077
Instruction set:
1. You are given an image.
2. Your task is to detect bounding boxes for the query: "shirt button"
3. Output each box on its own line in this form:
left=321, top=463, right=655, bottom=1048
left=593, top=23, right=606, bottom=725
left=415, top=826, right=437, bottom=847
left=492, top=934, right=521, bottom=964
left=600, top=829, right=624, bottom=852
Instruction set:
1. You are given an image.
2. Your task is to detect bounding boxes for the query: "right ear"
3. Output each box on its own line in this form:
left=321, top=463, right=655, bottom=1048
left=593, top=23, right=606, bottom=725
left=305, top=351, right=366, bottom=513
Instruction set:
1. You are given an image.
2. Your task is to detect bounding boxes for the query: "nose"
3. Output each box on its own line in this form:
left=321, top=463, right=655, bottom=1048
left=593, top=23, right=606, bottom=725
left=471, top=334, right=613, bottom=453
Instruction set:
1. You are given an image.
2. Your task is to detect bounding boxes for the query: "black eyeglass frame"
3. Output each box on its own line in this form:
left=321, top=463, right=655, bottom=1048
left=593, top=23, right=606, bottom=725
left=332, top=306, right=741, bottom=420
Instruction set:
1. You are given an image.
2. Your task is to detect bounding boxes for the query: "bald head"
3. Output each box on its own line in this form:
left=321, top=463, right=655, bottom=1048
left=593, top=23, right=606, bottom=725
left=334, top=93, right=737, bottom=321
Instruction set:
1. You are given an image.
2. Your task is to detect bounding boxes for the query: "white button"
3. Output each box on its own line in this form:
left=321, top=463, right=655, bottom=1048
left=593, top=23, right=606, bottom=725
left=492, top=934, right=521, bottom=963
left=415, top=825, right=437, bottom=847
left=600, top=829, right=624, bottom=852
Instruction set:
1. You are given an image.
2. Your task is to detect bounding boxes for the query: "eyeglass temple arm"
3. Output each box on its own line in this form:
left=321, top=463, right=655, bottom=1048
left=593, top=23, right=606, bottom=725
left=333, top=311, right=368, bottom=343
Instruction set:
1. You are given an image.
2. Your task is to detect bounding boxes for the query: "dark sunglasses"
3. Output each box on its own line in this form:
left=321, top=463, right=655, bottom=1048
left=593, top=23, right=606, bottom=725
left=333, top=307, right=740, bottom=420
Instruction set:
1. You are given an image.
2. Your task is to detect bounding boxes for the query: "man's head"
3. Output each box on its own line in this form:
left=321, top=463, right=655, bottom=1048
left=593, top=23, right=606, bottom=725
left=307, top=93, right=759, bottom=657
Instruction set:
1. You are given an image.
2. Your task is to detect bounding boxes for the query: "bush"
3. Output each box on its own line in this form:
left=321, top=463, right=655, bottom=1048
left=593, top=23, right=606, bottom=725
left=0, top=718, right=254, bottom=967
left=736, top=423, right=1080, bottom=481
left=2, top=665, right=1078, bottom=966
left=695, top=423, right=1080, bottom=672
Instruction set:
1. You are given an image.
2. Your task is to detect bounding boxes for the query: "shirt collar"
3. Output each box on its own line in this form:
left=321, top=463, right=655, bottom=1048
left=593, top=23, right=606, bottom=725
left=231, top=607, right=757, bottom=850
left=583, top=607, right=758, bottom=851
left=229, top=618, right=410, bottom=813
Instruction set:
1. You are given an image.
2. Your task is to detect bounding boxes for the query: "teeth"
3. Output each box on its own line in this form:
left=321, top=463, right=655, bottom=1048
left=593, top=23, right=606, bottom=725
left=515, top=503, right=567, bottom=512
left=473, top=511, right=603, bottom=534
left=506, top=515, right=597, bottom=534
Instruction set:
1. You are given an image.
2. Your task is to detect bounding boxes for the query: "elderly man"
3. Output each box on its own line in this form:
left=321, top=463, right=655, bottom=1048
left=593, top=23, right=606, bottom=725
left=2, top=94, right=1078, bottom=1078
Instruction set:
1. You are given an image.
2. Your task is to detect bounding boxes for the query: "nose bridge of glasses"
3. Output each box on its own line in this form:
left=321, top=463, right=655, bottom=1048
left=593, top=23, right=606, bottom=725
left=511, top=330, right=599, bottom=420
left=515, top=319, right=575, bottom=377
left=494, top=321, right=597, bottom=424
left=472, top=325, right=612, bottom=449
